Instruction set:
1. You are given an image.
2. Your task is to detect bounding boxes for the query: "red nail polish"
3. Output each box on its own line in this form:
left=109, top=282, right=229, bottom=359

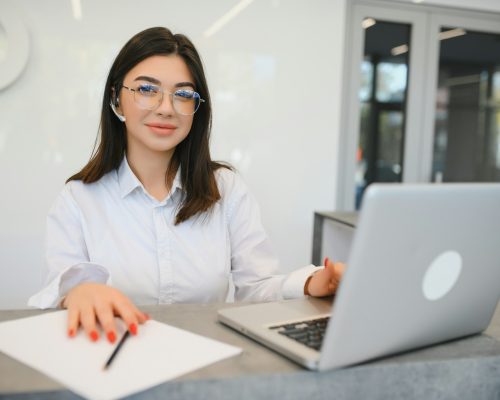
left=129, top=323, right=137, bottom=335
left=90, top=331, right=99, bottom=342
left=324, top=257, right=329, bottom=267
left=68, top=329, right=75, bottom=337
left=107, top=331, right=116, bottom=343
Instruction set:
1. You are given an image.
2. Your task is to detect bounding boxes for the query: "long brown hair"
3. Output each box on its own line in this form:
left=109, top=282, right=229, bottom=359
left=68, top=27, right=229, bottom=224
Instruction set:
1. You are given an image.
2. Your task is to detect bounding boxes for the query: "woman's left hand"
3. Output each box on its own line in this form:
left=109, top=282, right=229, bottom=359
left=305, top=257, right=346, bottom=297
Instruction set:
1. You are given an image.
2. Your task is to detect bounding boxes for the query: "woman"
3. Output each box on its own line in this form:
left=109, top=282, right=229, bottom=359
left=29, top=27, right=344, bottom=344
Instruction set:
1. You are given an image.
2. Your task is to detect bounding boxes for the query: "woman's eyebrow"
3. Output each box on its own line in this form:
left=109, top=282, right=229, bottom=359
left=133, top=76, right=161, bottom=84
left=174, top=82, right=195, bottom=89
left=133, top=76, right=195, bottom=89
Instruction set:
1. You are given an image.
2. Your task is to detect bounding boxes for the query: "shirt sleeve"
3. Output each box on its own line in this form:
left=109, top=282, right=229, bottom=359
left=224, top=171, right=322, bottom=302
left=27, top=184, right=111, bottom=309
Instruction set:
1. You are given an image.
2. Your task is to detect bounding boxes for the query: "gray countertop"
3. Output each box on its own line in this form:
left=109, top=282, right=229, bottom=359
left=1, top=301, right=500, bottom=400
left=314, top=211, right=359, bottom=228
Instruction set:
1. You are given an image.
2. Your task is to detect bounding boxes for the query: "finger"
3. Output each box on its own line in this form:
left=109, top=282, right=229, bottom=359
left=325, top=258, right=336, bottom=268
left=334, top=262, right=346, bottom=278
left=326, top=261, right=345, bottom=277
left=114, top=306, right=148, bottom=324
left=325, top=261, right=338, bottom=276
left=124, top=300, right=149, bottom=324
left=112, top=298, right=140, bottom=335
left=134, top=308, right=149, bottom=324
left=66, top=305, right=80, bottom=338
left=79, top=304, right=99, bottom=342
left=324, top=264, right=343, bottom=293
left=330, top=274, right=341, bottom=288
left=94, top=303, right=118, bottom=344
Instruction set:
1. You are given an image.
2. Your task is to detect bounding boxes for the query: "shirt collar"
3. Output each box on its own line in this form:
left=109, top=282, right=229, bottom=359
left=117, top=156, right=183, bottom=199
left=171, top=167, right=183, bottom=193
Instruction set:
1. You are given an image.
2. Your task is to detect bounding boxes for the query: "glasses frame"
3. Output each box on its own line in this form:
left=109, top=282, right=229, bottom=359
left=121, top=84, right=205, bottom=116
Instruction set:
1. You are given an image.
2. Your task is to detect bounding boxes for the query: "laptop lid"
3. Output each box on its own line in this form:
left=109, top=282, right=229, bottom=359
left=319, top=183, right=500, bottom=369
left=218, top=183, right=500, bottom=371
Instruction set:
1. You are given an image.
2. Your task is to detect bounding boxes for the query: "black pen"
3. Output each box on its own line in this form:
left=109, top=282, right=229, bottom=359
left=103, top=330, right=130, bottom=370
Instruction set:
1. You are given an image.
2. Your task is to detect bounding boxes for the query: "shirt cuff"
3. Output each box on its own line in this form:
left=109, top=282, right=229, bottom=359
left=281, top=264, right=323, bottom=299
left=27, top=263, right=110, bottom=309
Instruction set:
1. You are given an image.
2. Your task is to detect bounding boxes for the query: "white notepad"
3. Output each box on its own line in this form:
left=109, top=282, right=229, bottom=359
left=0, top=311, right=241, bottom=400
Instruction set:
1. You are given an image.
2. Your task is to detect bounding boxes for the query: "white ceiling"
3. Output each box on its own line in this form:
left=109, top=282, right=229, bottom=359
left=388, top=0, right=500, bottom=13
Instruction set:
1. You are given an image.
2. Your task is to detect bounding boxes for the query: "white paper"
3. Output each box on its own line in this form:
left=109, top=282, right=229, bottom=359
left=0, top=311, right=241, bottom=400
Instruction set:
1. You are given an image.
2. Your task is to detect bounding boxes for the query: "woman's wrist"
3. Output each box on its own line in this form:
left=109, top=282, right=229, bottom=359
left=58, top=296, right=67, bottom=309
left=303, top=274, right=314, bottom=296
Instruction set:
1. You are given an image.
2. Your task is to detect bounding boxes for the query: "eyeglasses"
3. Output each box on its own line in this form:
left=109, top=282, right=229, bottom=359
left=121, top=83, right=205, bottom=116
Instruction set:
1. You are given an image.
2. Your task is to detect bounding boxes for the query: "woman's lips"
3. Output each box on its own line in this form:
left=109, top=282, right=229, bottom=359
left=145, top=123, right=176, bottom=135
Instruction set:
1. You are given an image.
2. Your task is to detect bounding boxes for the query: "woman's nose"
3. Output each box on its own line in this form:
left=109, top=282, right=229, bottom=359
left=155, top=92, right=175, bottom=116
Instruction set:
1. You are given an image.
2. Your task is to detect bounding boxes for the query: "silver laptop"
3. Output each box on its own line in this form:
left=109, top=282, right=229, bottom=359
left=218, top=183, right=500, bottom=370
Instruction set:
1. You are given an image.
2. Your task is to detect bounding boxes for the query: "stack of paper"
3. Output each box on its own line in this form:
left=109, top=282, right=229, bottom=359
left=0, top=311, right=241, bottom=400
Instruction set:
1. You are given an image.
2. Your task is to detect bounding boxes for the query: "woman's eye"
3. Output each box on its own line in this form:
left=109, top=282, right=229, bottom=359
left=175, top=90, right=195, bottom=99
left=138, top=84, right=158, bottom=95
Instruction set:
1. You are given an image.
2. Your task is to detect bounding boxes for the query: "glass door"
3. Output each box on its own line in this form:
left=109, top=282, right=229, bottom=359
left=339, top=4, right=427, bottom=209
left=356, top=20, right=411, bottom=208
left=340, top=2, right=500, bottom=210
left=424, top=19, right=500, bottom=183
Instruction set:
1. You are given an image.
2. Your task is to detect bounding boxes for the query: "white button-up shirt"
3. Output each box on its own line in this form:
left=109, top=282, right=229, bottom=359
left=28, top=157, right=319, bottom=308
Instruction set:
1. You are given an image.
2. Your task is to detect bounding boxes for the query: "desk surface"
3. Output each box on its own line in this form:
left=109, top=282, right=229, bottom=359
left=1, top=301, right=500, bottom=400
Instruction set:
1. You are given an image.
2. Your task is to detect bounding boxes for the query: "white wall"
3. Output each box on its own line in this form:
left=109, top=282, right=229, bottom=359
left=0, top=0, right=347, bottom=308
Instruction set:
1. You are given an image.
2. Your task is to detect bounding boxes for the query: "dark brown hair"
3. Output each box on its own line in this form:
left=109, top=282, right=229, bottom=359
left=68, top=27, right=229, bottom=224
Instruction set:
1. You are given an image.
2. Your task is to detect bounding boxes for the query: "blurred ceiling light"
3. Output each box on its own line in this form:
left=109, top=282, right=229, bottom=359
left=361, top=18, right=376, bottom=29
left=71, top=0, right=82, bottom=20
left=204, top=0, right=254, bottom=38
left=439, top=28, right=466, bottom=41
left=391, top=44, right=409, bottom=56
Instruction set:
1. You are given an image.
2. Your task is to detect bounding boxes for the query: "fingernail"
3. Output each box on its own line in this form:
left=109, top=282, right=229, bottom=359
left=90, top=331, right=99, bottom=342
left=324, top=257, right=329, bottom=267
left=129, top=323, right=137, bottom=335
left=107, top=331, right=116, bottom=343
left=68, top=329, right=75, bottom=338
left=144, top=313, right=151, bottom=320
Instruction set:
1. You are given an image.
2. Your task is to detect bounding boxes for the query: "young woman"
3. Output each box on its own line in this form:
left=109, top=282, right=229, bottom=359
left=29, top=27, right=344, bottom=344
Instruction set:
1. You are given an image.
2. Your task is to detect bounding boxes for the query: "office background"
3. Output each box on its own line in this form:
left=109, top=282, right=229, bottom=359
left=0, top=0, right=499, bottom=308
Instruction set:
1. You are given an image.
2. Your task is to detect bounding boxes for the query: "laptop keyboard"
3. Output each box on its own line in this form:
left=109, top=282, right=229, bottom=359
left=269, top=317, right=330, bottom=351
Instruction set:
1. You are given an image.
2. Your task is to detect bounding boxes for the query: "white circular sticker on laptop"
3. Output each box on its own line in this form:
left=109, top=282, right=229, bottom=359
left=422, top=250, right=462, bottom=301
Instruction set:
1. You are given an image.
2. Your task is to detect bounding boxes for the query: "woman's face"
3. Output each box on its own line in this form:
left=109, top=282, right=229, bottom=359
left=117, top=55, right=196, bottom=159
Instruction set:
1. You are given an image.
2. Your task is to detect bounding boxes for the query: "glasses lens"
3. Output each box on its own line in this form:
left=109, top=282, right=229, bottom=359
left=173, top=90, right=200, bottom=115
left=134, top=84, right=161, bottom=110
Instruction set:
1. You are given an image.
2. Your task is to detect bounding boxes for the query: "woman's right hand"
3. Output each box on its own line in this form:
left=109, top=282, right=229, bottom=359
left=62, top=283, right=149, bottom=343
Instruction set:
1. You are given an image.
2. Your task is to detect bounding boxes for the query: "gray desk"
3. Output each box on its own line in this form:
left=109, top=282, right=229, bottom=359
left=1, top=301, right=500, bottom=400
